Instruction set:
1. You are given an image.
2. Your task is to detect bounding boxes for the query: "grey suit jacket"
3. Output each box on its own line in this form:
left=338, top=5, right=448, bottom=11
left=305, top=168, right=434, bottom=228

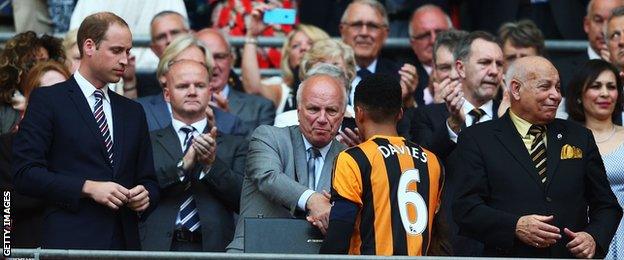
left=141, top=124, right=247, bottom=251
left=227, top=89, right=275, bottom=133
left=226, top=125, right=346, bottom=252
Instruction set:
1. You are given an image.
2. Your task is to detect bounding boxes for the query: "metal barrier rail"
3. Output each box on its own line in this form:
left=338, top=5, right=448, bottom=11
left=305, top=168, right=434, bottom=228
left=9, top=248, right=556, bottom=260
left=0, top=32, right=588, bottom=51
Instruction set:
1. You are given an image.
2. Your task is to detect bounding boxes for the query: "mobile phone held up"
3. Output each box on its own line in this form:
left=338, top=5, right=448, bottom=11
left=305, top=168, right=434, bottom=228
left=263, top=8, right=296, bottom=25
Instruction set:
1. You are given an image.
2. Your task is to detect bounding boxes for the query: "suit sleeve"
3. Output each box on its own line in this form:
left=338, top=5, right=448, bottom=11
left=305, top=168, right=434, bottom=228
left=582, top=129, right=623, bottom=257
left=452, top=130, right=520, bottom=249
left=134, top=104, right=160, bottom=219
left=411, top=106, right=456, bottom=161
left=257, top=98, right=276, bottom=127
left=245, top=125, right=309, bottom=211
left=200, top=136, right=247, bottom=213
left=11, top=89, right=86, bottom=211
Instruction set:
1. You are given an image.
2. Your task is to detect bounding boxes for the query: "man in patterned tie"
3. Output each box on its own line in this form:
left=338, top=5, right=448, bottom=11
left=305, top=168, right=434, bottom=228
left=12, top=12, right=160, bottom=250
left=452, top=56, right=622, bottom=258
left=141, top=59, right=247, bottom=251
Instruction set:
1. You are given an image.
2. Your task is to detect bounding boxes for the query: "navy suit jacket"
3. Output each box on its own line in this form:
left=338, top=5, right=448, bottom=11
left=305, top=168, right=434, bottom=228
left=137, top=93, right=249, bottom=136
left=11, top=77, right=160, bottom=249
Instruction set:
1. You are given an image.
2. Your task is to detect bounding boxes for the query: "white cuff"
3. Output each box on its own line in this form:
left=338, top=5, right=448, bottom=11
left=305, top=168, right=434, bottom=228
left=198, top=166, right=211, bottom=180
left=297, top=189, right=315, bottom=211
left=446, top=120, right=459, bottom=143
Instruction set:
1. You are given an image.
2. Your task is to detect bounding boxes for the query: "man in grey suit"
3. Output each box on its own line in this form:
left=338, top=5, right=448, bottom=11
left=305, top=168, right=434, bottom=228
left=226, top=68, right=349, bottom=252
left=141, top=60, right=247, bottom=251
left=196, top=28, right=276, bottom=133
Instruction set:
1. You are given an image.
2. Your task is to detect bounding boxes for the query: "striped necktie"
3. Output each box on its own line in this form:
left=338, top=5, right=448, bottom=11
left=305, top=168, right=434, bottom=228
left=93, top=90, right=113, bottom=165
left=307, top=147, right=321, bottom=190
left=468, top=108, right=485, bottom=126
left=529, top=125, right=547, bottom=184
left=178, top=125, right=200, bottom=232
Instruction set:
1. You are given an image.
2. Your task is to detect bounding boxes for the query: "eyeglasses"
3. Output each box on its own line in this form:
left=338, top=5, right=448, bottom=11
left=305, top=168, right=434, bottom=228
left=411, top=29, right=446, bottom=41
left=342, top=21, right=386, bottom=33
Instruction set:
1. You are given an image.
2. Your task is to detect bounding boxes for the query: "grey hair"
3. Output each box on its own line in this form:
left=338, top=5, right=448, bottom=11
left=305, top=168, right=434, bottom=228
left=407, top=4, right=453, bottom=37
left=150, top=11, right=190, bottom=39
left=453, top=31, right=501, bottom=62
left=340, top=0, right=389, bottom=26
left=432, top=29, right=469, bottom=64
left=604, top=6, right=624, bottom=38
left=157, top=34, right=214, bottom=81
left=296, top=63, right=349, bottom=109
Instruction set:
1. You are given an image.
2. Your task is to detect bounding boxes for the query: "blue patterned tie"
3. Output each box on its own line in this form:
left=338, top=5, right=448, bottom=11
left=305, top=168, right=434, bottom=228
left=93, top=90, right=113, bottom=165
left=178, top=126, right=200, bottom=232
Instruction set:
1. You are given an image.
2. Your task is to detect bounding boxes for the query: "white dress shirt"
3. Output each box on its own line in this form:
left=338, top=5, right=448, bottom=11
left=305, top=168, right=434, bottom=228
left=446, top=99, right=494, bottom=143
left=75, top=70, right=114, bottom=141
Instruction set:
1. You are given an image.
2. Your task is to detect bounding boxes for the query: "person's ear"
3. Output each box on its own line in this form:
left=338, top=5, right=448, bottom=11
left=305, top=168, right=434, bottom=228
left=510, top=79, right=522, bottom=100
left=456, top=59, right=466, bottom=79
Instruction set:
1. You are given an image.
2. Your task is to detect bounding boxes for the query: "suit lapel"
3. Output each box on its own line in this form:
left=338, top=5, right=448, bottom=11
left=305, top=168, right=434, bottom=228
left=227, top=89, right=244, bottom=116
left=66, top=78, right=112, bottom=168
left=494, top=113, right=542, bottom=186
left=544, top=121, right=565, bottom=190
left=156, top=125, right=183, bottom=161
left=317, top=140, right=343, bottom=192
left=290, top=126, right=309, bottom=187
left=110, top=92, right=125, bottom=175
left=153, top=94, right=171, bottom=129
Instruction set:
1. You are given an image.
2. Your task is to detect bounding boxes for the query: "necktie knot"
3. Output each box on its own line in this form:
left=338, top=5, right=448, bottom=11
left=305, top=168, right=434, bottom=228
left=181, top=126, right=196, bottom=153
left=94, top=89, right=104, bottom=101
left=529, top=124, right=546, bottom=136
left=468, top=108, right=485, bottom=124
left=357, top=68, right=372, bottom=79
left=308, top=147, right=321, bottom=159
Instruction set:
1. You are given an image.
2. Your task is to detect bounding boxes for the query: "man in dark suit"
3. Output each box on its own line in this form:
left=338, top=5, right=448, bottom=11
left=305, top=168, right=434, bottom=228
left=196, top=28, right=275, bottom=133
left=137, top=34, right=249, bottom=136
left=406, top=4, right=452, bottom=105
left=12, top=12, right=160, bottom=250
left=339, top=0, right=419, bottom=106
left=412, top=31, right=503, bottom=161
left=141, top=60, right=246, bottom=251
left=453, top=56, right=622, bottom=258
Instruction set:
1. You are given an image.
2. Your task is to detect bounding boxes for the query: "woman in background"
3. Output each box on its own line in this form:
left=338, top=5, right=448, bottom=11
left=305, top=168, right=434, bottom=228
left=566, top=59, right=624, bottom=259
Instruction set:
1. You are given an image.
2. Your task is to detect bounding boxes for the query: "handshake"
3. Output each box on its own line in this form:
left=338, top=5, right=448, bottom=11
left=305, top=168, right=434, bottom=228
left=82, top=180, right=150, bottom=211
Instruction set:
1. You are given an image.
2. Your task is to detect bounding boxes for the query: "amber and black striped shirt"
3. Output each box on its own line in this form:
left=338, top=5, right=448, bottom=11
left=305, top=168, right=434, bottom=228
left=327, top=135, right=443, bottom=256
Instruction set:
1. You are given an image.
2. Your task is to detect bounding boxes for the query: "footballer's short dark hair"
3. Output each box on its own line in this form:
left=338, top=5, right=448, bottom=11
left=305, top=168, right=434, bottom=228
left=354, top=74, right=402, bottom=123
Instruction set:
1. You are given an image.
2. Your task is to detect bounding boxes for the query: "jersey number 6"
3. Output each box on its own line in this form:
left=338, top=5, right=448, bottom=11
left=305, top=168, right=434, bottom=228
left=397, top=169, right=427, bottom=235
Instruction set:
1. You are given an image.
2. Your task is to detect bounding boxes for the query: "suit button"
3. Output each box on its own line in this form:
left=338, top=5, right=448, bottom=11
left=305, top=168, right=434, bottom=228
left=546, top=197, right=552, bottom=202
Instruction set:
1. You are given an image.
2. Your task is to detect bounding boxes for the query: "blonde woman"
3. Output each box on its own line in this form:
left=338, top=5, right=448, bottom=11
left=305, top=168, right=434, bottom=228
left=242, top=5, right=329, bottom=114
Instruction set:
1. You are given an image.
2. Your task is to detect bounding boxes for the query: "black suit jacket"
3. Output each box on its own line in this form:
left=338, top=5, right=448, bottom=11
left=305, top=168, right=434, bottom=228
left=452, top=112, right=622, bottom=258
left=410, top=102, right=500, bottom=162
left=11, top=77, right=160, bottom=250
left=141, top=124, right=247, bottom=251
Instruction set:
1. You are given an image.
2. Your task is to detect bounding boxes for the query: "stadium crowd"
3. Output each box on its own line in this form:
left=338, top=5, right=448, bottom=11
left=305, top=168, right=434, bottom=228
left=1, top=0, right=624, bottom=258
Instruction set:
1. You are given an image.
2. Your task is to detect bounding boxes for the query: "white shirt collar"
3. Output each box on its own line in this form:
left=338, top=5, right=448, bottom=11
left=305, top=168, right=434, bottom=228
left=356, top=59, right=378, bottom=74
left=75, top=70, right=110, bottom=101
left=221, top=84, right=231, bottom=98
left=301, top=134, right=332, bottom=160
left=587, top=46, right=601, bottom=60
left=423, top=64, right=432, bottom=75
left=171, top=117, right=208, bottom=135
left=462, top=99, right=494, bottom=118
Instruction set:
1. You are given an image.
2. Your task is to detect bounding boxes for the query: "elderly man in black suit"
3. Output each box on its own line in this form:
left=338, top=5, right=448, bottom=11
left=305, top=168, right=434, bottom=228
left=140, top=59, right=247, bottom=252
left=453, top=56, right=622, bottom=258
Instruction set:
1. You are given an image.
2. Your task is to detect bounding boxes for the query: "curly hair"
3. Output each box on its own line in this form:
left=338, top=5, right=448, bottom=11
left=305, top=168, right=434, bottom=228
left=0, top=31, right=66, bottom=105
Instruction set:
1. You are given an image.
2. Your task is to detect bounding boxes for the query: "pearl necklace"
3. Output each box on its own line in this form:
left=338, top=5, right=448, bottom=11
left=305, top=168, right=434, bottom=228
left=595, top=125, right=617, bottom=143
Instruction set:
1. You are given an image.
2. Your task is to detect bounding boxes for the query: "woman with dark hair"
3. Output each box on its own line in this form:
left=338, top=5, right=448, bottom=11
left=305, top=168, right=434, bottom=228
left=0, top=31, right=65, bottom=134
left=565, top=59, right=624, bottom=259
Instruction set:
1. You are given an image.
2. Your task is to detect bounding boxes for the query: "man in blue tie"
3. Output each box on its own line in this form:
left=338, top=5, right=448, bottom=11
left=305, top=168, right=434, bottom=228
left=12, top=12, right=160, bottom=250
left=140, top=59, right=247, bottom=251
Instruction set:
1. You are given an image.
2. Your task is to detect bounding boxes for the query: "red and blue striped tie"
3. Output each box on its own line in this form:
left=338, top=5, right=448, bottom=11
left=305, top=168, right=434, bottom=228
left=93, top=90, right=113, bottom=165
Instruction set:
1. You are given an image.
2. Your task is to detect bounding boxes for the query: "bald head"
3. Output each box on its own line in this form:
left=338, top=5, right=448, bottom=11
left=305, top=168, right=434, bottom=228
left=507, top=56, right=561, bottom=124
left=195, top=28, right=233, bottom=92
